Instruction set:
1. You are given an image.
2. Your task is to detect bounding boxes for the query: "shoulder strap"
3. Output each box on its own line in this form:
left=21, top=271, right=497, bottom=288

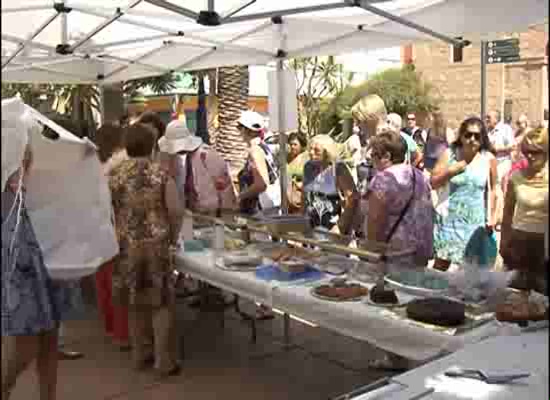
left=385, top=166, right=416, bottom=244
left=258, top=143, right=278, bottom=183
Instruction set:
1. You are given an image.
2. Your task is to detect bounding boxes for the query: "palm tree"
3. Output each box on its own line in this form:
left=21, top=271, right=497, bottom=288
left=215, top=65, right=250, bottom=177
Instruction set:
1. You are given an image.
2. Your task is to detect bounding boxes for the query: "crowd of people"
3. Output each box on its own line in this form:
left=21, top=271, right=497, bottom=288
left=2, top=91, right=548, bottom=397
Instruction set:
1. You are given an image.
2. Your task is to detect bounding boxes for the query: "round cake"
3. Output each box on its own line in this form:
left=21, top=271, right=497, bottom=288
left=406, top=298, right=466, bottom=327
left=370, top=284, right=399, bottom=304
left=314, top=283, right=369, bottom=301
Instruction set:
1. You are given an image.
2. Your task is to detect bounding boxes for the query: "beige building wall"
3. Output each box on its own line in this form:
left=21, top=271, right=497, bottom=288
left=411, top=26, right=547, bottom=130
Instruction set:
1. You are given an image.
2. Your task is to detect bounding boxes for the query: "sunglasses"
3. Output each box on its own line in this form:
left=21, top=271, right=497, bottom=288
left=407, top=117, right=416, bottom=121
left=463, top=130, right=481, bottom=141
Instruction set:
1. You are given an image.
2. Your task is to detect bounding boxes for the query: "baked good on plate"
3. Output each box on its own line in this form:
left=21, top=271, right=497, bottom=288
left=495, top=292, right=548, bottom=322
left=313, top=283, right=369, bottom=301
left=406, top=298, right=466, bottom=327
left=370, top=284, right=399, bottom=304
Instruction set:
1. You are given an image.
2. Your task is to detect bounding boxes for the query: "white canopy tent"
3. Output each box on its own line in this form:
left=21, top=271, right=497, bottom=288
left=2, top=0, right=547, bottom=212
left=2, top=0, right=547, bottom=84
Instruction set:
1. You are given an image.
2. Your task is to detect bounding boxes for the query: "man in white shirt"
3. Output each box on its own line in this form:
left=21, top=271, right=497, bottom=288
left=486, top=110, right=515, bottom=186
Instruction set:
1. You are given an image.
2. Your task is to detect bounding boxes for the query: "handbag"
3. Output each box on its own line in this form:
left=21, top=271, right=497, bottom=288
left=258, top=143, right=282, bottom=210
left=287, top=178, right=303, bottom=211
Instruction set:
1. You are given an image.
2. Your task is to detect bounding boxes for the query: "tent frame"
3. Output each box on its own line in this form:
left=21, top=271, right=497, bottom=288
left=0, top=0, right=470, bottom=216
left=1, top=0, right=466, bottom=72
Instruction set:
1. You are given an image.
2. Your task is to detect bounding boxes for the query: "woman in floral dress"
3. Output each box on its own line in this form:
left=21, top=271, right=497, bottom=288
left=109, top=123, right=183, bottom=376
left=431, top=117, right=498, bottom=271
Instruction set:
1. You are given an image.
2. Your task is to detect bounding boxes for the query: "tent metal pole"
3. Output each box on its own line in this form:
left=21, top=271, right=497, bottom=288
left=480, top=40, right=487, bottom=120
left=221, top=0, right=257, bottom=21
left=99, top=86, right=106, bottom=126
left=224, top=2, right=351, bottom=24
left=4, top=65, right=95, bottom=82
left=354, top=0, right=462, bottom=47
left=60, top=3, right=68, bottom=44
left=2, top=12, right=60, bottom=69
left=3, top=56, right=80, bottom=73
left=183, top=32, right=274, bottom=57
left=83, top=34, right=173, bottom=52
left=277, top=58, right=289, bottom=215
left=71, top=5, right=181, bottom=35
left=69, top=0, right=144, bottom=53
left=144, top=0, right=199, bottom=20
left=102, top=42, right=174, bottom=82
left=95, top=54, right=172, bottom=73
left=173, top=21, right=274, bottom=71
left=2, top=33, right=57, bottom=53
left=276, top=21, right=289, bottom=216
left=286, top=29, right=359, bottom=58
left=208, top=0, right=215, bottom=12
left=2, top=5, right=53, bottom=13
left=71, top=5, right=274, bottom=57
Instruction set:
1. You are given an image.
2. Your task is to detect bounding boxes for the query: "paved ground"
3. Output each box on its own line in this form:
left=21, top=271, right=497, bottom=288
left=10, top=296, right=393, bottom=400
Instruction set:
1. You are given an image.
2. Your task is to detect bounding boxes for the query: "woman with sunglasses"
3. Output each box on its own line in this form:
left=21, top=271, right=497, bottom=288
left=501, top=128, right=548, bottom=295
left=431, top=117, right=498, bottom=271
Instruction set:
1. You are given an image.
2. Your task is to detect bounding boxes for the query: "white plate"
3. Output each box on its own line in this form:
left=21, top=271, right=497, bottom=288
left=384, top=275, right=448, bottom=298
left=215, top=258, right=260, bottom=272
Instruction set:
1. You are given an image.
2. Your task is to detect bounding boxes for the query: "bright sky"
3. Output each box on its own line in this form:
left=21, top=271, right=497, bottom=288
left=247, top=47, right=402, bottom=96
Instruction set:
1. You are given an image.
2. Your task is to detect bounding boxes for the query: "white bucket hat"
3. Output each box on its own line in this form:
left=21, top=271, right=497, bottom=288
left=237, top=110, right=264, bottom=132
left=158, top=120, right=202, bottom=154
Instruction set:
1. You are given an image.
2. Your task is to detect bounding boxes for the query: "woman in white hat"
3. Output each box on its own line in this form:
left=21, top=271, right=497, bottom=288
left=236, top=110, right=279, bottom=319
left=236, top=110, right=279, bottom=215
left=158, top=120, right=236, bottom=213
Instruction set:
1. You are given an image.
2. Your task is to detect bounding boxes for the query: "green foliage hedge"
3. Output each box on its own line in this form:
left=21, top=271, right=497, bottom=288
left=319, top=64, right=441, bottom=140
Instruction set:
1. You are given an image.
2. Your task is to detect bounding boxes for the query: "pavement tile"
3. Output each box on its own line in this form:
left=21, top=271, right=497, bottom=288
left=9, top=300, right=389, bottom=400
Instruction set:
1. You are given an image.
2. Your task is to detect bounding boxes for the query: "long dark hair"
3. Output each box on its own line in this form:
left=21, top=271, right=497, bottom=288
left=288, top=131, right=307, bottom=149
left=452, top=116, right=492, bottom=153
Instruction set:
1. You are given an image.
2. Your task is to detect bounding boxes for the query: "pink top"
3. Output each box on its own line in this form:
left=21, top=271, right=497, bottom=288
left=187, top=145, right=237, bottom=211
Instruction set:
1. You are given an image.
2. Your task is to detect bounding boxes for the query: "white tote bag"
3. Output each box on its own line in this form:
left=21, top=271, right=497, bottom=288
left=24, top=108, right=119, bottom=280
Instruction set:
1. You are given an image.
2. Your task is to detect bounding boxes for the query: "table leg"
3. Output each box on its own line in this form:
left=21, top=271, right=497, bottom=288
left=283, top=312, right=291, bottom=348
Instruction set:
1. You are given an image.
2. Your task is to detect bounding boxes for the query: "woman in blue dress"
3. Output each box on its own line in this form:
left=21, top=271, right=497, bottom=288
left=430, top=116, right=498, bottom=271
left=2, top=145, right=70, bottom=399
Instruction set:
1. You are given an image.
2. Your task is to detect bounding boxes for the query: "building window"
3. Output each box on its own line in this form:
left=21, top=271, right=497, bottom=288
left=450, top=37, right=464, bottom=63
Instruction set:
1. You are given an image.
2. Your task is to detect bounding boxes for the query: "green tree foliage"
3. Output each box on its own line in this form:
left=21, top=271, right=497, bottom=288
left=319, top=64, right=441, bottom=139
left=288, top=56, right=354, bottom=138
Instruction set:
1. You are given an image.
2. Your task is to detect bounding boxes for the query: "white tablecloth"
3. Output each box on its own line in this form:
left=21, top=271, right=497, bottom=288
left=272, top=283, right=501, bottom=362
left=176, top=250, right=276, bottom=306
left=177, top=250, right=502, bottom=361
left=353, top=329, right=548, bottom=399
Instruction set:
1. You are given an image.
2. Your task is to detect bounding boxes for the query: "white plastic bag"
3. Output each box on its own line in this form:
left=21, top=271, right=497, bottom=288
left=23, top=106, right=118, bottom=280
left=259, top=177, right=282, bottom=210
left=1, top=98, right=28, bottom=190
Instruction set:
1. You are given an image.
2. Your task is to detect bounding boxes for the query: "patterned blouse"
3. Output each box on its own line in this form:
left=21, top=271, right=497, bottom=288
left=109, top=158, right=174, bottom=307
left=363, top=164, right=434, bottom=261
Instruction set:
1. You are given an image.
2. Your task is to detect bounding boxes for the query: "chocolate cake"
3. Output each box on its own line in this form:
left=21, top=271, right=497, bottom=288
left=370, top=284, right=399, bottom=304
left=314, top=283, right=369, bottom=301
left=406, top=298, right=466, bottom=327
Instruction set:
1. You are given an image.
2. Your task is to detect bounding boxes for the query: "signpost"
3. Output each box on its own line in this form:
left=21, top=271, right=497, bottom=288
left=486, top=38, right=521, bottom=64
left=481, top=38, right=521, bottom=119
